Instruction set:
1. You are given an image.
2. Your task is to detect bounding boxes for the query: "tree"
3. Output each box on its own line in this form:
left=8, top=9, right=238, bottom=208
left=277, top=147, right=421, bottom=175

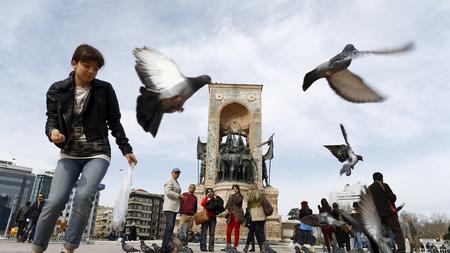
left=443, top=225, right=450, bottom=240
left=288, top=208, right=300, bottom=220
left=400, top=211, right=449, bottom=240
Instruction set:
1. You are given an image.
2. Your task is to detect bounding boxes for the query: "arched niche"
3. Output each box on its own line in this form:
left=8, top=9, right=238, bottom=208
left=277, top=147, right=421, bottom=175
left=219, top=102, right=251, bottom=137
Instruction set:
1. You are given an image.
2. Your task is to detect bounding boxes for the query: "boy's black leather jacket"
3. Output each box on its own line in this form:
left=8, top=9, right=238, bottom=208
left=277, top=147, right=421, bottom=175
left=45, top=72, right=132, bottom=155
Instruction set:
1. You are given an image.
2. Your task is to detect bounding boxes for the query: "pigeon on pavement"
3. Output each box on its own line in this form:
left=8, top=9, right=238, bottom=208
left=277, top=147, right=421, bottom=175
left=324, top=124, right=363, bottom=176
left=133, top=47, right=211, bottom=137
left=151, top=243, right=161, bottom=253
left=121, top=239, right=141, bottom=252
left=140, top=240, right=154, bottom=253
left=302, top=42, right=414, bottom=103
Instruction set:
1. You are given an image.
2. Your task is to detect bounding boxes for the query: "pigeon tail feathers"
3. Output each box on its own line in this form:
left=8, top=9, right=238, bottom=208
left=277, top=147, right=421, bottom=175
left=136, top=93, right=164, bottom=137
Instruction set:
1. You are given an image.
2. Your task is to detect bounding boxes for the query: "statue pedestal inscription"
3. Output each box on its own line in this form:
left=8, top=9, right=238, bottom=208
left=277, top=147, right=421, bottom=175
left=194, top=83, right=281, bottom=242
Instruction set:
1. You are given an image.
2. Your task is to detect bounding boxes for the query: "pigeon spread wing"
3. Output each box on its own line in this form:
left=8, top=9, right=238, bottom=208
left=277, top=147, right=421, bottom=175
left=301, top=214, right=322, bottom=227
left=326, top=69, right=385, bottom=103
left=324, top=145, right=349, bottom=162
left=133, top=47, right=186, bottom=92
left=353, top=42, right=414, bottom=58
left=359, top=187, right=392, bottom=253
left=340, top=124, right=350, bottom=148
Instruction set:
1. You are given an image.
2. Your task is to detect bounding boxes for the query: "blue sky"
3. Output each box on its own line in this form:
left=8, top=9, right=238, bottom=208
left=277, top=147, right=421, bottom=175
left=1, top=0, right=449, bottom=218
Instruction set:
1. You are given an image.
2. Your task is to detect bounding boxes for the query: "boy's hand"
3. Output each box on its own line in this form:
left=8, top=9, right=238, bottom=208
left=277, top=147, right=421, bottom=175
left=125, top=153, right=138, bottom=166
left=50, top=129, right=65, bottom=144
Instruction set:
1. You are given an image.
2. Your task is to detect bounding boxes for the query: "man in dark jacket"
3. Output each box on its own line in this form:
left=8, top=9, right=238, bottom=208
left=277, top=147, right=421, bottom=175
left=25, top=193, right=46, bottom=242
left=15, top=201, right=31, bottom=241
left=368, top=172, right=405, bottom=253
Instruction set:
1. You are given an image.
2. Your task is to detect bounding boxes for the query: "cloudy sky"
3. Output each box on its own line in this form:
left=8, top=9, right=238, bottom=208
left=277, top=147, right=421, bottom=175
left=1, top=1, right=449, bottom=219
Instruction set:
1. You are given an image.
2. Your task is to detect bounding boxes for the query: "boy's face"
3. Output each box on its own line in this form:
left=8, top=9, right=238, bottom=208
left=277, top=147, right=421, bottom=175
left=72, top=60, right=100, bottom=84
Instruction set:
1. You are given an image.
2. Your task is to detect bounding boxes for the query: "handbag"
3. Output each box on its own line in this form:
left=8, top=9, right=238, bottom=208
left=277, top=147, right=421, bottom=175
left=194, top=210, right=209, bottom=225
left=235, top=209, right=245, bottom=224
left=244, top=208, right=252, bottom=227
left=261, top=195, right=274, bottom=217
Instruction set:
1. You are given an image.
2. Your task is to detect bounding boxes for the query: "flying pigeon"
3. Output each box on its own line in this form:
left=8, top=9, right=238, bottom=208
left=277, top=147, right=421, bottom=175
left=324, top=124, right=363, bottom=176
left=301, top=212, right=347, bottom=228
left=133, top=47, right=212, bottom=137
left=342, top=186, right=392, bottom=253
left=140, top=240, right=154, bottom=253
left=302, top=42, right=414, bottom=103
left=121, top=240, right=141, bottom=252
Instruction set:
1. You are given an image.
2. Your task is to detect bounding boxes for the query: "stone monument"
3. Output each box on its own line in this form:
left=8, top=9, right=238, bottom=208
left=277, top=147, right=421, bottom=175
left=195, top=83, right=282, bottom=242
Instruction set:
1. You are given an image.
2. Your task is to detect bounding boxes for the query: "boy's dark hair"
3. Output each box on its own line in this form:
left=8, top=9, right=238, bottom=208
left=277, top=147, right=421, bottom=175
left=71, top=44, right=105, bottom=68
left=232, top=184, right=240, bottom=192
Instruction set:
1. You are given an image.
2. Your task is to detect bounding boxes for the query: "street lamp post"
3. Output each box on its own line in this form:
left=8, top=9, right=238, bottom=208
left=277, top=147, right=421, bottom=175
left=3, top=194, right=19, bottom=238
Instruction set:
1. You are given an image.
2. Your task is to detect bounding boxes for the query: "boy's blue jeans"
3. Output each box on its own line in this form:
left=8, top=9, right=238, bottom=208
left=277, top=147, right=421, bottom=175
left=31, top=158, right=109, bottom=252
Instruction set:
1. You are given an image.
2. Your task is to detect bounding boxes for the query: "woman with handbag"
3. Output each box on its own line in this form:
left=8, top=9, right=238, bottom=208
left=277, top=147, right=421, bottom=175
left=200, top=188, right=220, bottom=252
left=246, top=184, right=273, bottom=253
left=222, top=184, right=244, bottom=251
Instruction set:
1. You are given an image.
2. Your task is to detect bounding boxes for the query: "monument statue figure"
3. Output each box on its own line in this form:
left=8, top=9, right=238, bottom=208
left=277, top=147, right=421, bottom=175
left=197, top=137, right=207, bottom=184
left=216, top=130, right=256, bottom=183
left=259, top=134, right=274, bottom=186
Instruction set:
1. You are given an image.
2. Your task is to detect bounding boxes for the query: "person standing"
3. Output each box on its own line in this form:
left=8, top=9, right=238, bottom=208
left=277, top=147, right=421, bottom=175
left=223, top=184, right=244, bottom=251
left=128, top=222, right=137, bottom=241
left=25, top=194, right=46, bottom=243
left=332, top=202, right=351, bottom=252
left=243, top=206, right=256, bottom=252
left=318, top=198, right=334, bottom=253
left=179, top=184, right=198, bottom=244
left=200, top=188, right=222, bottom=252
left=15, top=201, right=31, bottom=241
left=162, top=168, right=184, bottom=253
left=246, top=184, right=271, bottom=253
left=350, top=202, right=363, bottom=250
left=32, top=44, right=137, bottom=253
left=298, top=201, right=314, bottom=245
left=368, top=172, right=406, bottom=253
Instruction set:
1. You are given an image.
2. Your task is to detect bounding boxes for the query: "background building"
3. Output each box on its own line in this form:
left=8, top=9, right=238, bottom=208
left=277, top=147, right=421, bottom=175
left=0, top=160, right=35, bottom=235
left=57, top=182, right=105, bottom=241
left=30, top=171, right=54, bottom=203
left=329, top=182, right=363, bottom=211
left=93, top=206, right=113, bottom=239
left=126, top=189, right=164, bottom=240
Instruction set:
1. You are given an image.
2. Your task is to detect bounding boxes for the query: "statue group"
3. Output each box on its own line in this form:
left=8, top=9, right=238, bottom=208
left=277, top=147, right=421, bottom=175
left=217, top=131, right=254, bottom=182
left=197, top=131, right=273, bottom=186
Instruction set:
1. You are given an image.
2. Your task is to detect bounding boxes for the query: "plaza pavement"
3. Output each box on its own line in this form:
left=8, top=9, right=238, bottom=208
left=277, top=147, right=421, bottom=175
left=0, top=239, right=317, bottom=253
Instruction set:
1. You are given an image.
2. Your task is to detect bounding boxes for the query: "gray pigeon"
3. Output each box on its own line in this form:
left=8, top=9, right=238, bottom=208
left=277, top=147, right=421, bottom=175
left=339, top=187, right=392, bottom=253
left=140, top=240, right=154, bottom=253
left=301, top=245, right=312, bottom=253
left=121, top=240, right=141, bottom=252
left=134, top=47, right=212, bottom=137
left=302, top=42, right=414, bottom=103
left=301, top=212, right=347, bottom=228
left=358, top=187, right=393, bottom=253
left=151, top=243, right=161, bottom=253
left=324, top=124, right=363, bottom=176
